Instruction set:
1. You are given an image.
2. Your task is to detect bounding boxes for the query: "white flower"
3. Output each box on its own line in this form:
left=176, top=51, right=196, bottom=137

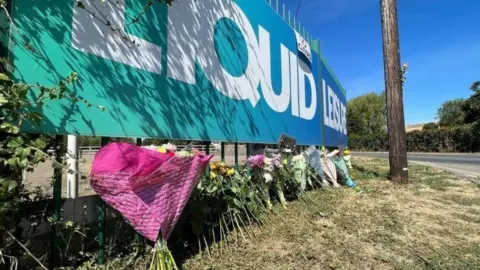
left=292, top=154, right=305, bottom=163
left=263, top=173, right=273, bottom=183
left=142, top=145, right=158, bottom=151
left=264, top=157, right=274, bottom=172
left=162, top=143, right=177, bottom=152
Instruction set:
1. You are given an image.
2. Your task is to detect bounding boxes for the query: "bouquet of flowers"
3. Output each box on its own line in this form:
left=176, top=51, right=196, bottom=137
left=291, top=154, right=307, bottom=191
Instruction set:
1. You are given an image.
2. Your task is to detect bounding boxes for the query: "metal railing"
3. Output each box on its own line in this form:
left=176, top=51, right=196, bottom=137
left=78, top=144, right=220, bottom=157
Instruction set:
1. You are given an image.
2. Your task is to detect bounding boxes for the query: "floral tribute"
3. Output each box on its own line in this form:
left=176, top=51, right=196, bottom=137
left=90, top=142, right=211, bottom=269
left=88, top=142, right=356, bottom=269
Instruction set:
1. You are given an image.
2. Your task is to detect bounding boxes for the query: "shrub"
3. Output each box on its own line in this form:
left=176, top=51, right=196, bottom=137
left=422, top=122, right=439, bottom=130
left=348, top=124, right=480, bottom=152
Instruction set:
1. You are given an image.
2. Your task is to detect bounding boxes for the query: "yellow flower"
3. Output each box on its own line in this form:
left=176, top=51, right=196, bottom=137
left=283, top=159, right=287, bottom=165
left=158, top=147, right=167, bottom=153
left=209, top=171, right=217, bottom=179
left=219, top=167, right=227, bottom=175
left=210, top=163, right=217, bottom=170
left=227, top=168, right=235, bottom=176
left=219, top=162, right=226, bottom=167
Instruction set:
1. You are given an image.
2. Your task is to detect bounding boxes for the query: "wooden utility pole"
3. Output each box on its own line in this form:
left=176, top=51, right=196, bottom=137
left=380, top=0, right=409, bottom=184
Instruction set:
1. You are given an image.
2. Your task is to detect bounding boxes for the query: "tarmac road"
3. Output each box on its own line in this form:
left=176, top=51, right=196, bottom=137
left=356, top=152, right=480, bottom=181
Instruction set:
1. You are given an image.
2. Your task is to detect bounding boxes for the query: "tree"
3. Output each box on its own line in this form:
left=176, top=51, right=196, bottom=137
left=346, top=92, right=387, bottom=135
left=437, top=98, right=465, bottom=127
left=462, top=81, right=480, bottom=124
left=422, top=122, right=439, bottom=130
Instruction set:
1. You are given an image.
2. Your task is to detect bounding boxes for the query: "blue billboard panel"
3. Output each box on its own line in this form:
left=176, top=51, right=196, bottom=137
left=6, top=0, right=323, bottom=145
left=321, top=60, right=348, bottom=147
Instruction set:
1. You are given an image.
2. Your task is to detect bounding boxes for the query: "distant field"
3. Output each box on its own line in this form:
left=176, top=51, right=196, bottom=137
left=405, top=123, right=425, bottom=132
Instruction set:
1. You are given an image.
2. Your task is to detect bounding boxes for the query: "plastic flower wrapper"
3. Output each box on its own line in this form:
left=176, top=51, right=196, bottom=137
left=291, top=154, right=307, bottom=191
left=273, top=179, right=288, bottom=209
left=330, top=155, right=356, bottom=188
left=259, top=157, right=274, bottom=209
left=304, top=146, right=331, bottom=189
left=322, top=150, right=341, bottom=188
left=265, top=156, right=288, bottom=209
left=143, top=145, right=159, bottom=151
left=176, top=150, right=195, bottom=157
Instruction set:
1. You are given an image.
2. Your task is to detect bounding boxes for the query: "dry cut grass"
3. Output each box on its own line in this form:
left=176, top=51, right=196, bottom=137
left=183, top=157, right=480, bottom=270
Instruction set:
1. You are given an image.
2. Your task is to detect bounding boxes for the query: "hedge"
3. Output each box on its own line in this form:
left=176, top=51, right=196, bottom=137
left=349, top=124, right=480, bottom=152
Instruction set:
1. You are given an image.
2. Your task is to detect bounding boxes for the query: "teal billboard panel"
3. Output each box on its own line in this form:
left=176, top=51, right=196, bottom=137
left=4, top=0, right=324, bottom=145
left=321, top=59, right=348, bottom=147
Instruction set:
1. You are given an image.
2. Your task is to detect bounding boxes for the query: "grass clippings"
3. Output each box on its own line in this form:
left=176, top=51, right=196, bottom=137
left=183, top=157, right=480, bottom=270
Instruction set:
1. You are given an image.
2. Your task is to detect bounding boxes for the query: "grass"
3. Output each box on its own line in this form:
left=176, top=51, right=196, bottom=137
left=182, top=157, right=480, bottom=270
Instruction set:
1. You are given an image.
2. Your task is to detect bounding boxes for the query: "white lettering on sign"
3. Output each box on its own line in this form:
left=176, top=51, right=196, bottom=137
left=71, top=0, right=162, bottom=74
left=298, top=60, right=317, bottom=120
left=259, top=29, right=291, bottom=113
left=167, top=0, right=262, bottom=107
left=323, top=80, right=347, bottom=135
left=71, top=0, right=317, bottom=120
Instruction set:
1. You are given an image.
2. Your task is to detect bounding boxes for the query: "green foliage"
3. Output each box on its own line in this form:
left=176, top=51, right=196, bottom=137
left=347, top=92, right=387, bottom=135
left=349, top=124, right=480, bottom=152
left=0, top=69, right=101, bottom=232
left=437, top=98, right=465, bottom=127
left=462, top=81, right=480, bottom=124
left=422, top=122, right=439, bottom=130
left=348, top=134, right=389, bottom=151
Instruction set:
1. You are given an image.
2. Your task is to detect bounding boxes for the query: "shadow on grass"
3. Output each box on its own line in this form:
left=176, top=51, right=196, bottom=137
left=351, top=163, right=389, bottom=180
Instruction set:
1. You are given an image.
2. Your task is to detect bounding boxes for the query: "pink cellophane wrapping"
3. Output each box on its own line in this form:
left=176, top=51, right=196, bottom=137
left=90, top=142, right=212, bottom=241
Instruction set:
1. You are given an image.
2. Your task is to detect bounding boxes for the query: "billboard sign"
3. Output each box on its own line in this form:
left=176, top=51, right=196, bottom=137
left=6, top=0, right=320, bottom=145
left=6, top=0, right=346, bottom=146
left=321, top=60, right=348, bottom=147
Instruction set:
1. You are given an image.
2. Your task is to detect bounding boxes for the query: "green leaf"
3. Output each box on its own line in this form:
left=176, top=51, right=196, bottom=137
left=14, top=147, right=24, bottom=157
left=0, top=122, right=20, bottom=134
left=34, top=151, right=44, bottom=162
left=28, top=111, right=43, bottom=126
left=22, top=148, right=31, bottom=159
left=206, top=185, right=218, bottom=194
left=8, top=180, right=18, bottom=191
left=13, top=84, right=29, bottom=98
left=7, top=137, right=24, bottom=148
left=6, top=157, right=18, bottom=167
left=233, top=198, right=243, bottom=208
left=0, top=73, right=10, bottom=81
left=0, top=93, right=7, bottom=106
left=31, top=138, right=47, bottom=149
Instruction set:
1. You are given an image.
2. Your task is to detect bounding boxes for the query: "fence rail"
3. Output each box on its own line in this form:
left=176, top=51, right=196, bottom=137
left=78, top=144, right=220, bottom=157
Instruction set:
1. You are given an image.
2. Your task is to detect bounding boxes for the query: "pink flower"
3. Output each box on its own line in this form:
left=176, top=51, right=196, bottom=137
left=248, top=154, right=265, bottom=168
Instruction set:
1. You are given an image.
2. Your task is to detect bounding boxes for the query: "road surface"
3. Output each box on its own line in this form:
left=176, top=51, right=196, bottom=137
left=356, top=152, right=480, bottom=181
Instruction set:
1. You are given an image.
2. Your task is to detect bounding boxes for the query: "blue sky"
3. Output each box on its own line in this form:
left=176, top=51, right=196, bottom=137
left=279, top=0, right=480, bottom=124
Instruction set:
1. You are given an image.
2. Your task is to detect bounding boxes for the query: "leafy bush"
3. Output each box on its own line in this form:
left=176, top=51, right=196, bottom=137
left=422, top=122, right=439, bottom=130
left=349, top=124, right=480, bottom=152
left=348, top=134, right=388, bottom=151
